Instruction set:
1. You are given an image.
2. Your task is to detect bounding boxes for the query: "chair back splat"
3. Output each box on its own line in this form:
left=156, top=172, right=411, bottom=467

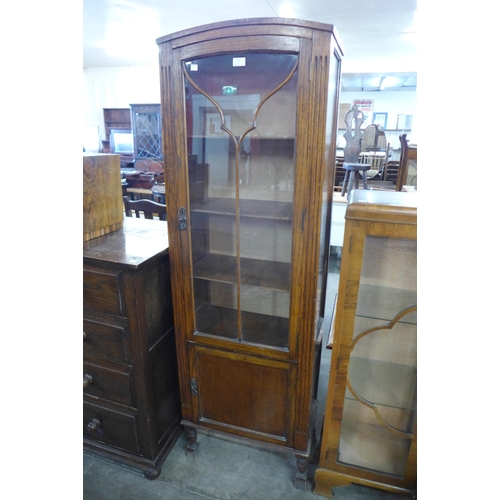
left=343, top=105, right=364, bottom=162
left=123, top=196, right=167, bottom=220
left=341, top=105, right=371, bottom=198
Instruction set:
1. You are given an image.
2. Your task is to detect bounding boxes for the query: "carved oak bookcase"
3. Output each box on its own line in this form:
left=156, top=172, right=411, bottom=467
left=314, top=190, right=417, bottom=497
left=156, top=18, right=343, bottom=487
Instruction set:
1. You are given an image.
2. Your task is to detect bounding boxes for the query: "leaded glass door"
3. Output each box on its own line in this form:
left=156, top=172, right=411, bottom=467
left=130, top=104, right=163, bottom=159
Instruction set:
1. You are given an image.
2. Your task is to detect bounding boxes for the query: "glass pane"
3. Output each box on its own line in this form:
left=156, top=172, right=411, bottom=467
left=316, top=54, right=341, bottom=328
left=134, top=106, right=162, bottom=158
left=339, top=236, right=417, bottom=475
left=338, top=399, right=414, bottom=477
left=185, top=53, right=298, bottom=348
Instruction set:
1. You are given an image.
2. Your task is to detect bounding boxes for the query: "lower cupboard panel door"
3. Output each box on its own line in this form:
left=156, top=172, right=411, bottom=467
left=192, top=346, right=294, bottom=444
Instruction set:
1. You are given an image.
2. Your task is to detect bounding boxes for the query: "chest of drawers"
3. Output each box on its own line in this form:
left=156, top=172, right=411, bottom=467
left=83, top=218, right=181, bottom=479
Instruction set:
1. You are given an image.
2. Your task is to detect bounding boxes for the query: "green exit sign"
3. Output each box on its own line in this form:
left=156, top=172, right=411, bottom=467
left=222, top=86, right=238, bottom=95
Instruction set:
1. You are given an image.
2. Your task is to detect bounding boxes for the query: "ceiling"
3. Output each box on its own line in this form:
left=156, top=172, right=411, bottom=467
left=83, top=0, right=418, bottom=92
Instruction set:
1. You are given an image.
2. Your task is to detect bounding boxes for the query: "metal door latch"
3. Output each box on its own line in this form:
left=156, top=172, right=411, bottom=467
left=190, top=378, right=198, bottom=396
left=178, top=207, right=187, bottom=230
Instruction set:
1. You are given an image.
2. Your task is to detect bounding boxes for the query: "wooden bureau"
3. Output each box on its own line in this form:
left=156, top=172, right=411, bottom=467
left=83, top=217, right=181, bottom=479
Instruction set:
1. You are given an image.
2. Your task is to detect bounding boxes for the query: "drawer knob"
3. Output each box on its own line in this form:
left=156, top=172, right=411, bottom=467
left=87, top=418, right=101, bottom=433
left=83, top=331, right=87, bottom=340
left=83, top=374, right=93, bottom=388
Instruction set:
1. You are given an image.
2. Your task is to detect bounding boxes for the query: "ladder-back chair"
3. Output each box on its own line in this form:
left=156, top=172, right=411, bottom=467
left=123, top=196, right=167, bottom=220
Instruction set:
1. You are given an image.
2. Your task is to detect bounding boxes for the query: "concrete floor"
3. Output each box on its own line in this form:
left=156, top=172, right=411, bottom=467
left=83, top=254, right=410, bottom=500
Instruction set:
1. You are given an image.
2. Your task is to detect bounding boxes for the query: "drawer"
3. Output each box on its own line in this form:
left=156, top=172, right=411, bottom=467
left=83, top=402, right=140, bottom=454
left=83, top=362, right=135, bottom=407
left=83, top=268, right=125, bottom=316
left=83, top=317, right=131, bottom=364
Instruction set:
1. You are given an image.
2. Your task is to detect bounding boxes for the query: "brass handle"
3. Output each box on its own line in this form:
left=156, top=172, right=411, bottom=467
left=83, top=374, right=93, bottom=388
left=87, top=418, right=100, bottom=433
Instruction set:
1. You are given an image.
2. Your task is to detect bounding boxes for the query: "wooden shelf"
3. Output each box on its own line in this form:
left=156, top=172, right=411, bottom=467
left=191, top=198, right=293, bottom=220
left=103, top=108, right=131, bottom=141
left=194, top=304, right=289, bottom=348
left=193, top=253, right=290, bottom=291
left=356, top=284, right=417, bottom=323
left=188, top=135, right=295, bottom=140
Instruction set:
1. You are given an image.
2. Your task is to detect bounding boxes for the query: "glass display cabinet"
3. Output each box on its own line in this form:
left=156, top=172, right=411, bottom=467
left=130, top=103, right=163, bottom=160
left=314, top=190, right=417, bottom=497
left=156, top=18, right=343, bottom=487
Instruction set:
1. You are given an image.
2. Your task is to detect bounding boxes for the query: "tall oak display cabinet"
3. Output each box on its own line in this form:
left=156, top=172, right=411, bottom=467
left=314, top=190, right=417, bottom=498
left=156, top=18, right=343, bottom=487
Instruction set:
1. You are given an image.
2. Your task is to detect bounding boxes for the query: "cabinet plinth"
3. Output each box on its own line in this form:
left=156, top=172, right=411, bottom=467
left=157, top=17, right=344, bottom=488
left=314, top=190, right=417, bottom=497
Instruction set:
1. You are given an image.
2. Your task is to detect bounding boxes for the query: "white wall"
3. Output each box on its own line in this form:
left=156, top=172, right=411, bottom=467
left=339, top=90, right=417, bottom=149
left=83, top=66, right=161, bottom=151
left=83, top=67, right=417, bottom=152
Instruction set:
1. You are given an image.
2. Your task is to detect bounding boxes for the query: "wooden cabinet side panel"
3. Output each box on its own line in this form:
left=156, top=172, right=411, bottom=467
left=159, top=44, right=196, bottom=422
left=291, top=32, right=337, bottom=452
left=83, top=154, right=123, bottom=241
left=148, top=328, right=181, bottom=451
left=123, top=260, right=180, bottom=459
left=142, top=258, right=175, bottom=349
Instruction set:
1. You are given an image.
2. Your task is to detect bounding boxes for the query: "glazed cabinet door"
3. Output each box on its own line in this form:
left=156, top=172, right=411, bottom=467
left=130, top=104, right=163, bottom=160
left=340, top=230, right=416, bottom=476
left=319, top=206, right=417, bottom=494
left=184, top=51, right=298, bottom=351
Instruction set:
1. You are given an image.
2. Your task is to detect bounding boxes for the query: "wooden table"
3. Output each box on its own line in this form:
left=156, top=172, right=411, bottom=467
left=126, top=186, right=154, bottom=200
left=126, top=184, right=165, bottom=203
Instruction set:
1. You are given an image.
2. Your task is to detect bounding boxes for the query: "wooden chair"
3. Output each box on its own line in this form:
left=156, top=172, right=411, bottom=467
left=147, top=161, right=165, bottom=184
left=360, top=124, right=389, bottom=179
left=134, top=160, right=149, bottom=172
left=123, top=196, right=166, bottom=220
left=341, top=105, right=371, bottom=198
left=395, top=133, right=409, bottom=191
left=385, top=159, right=401, bottom=184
